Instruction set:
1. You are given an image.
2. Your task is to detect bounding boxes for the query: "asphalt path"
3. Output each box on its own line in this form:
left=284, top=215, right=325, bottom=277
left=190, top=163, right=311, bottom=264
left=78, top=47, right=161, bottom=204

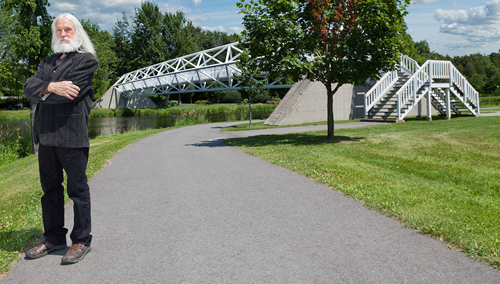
left=3, top=121, right=500, bottom=283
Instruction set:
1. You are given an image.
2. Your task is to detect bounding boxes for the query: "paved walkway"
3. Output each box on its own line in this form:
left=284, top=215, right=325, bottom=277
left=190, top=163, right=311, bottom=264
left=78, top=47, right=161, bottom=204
left=3, top=121, right=500, bottom=283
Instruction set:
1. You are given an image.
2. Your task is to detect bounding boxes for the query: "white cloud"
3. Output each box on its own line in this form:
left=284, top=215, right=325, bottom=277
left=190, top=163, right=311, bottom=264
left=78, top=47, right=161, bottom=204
left=157, top=2, right=191, bottom=14
left=228, top=27, right=243, bottom=34
left=201, top=25, right=226, bottom=32
left=188, top=14, right=211, bottom=26
left=411, top=0, right=439, bottom=4
left=445, top=40, right=487, bottom=50
left=434, top=0, right=500, bottom=47
left=51, top=2, right=79, bottom=12
left=188, top=0, right=202, bottom=7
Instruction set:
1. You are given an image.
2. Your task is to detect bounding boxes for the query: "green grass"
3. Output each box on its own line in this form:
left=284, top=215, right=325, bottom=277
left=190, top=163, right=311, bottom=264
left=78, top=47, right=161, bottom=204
left=0, top=127, right=168, bottom=278
left=221, top=120, right=359, bottom=131
left=225, top=116, right=500, bottom=269
left=0, top=110, right=30, bottom=121
left=481, top=107, right=500, bottom=112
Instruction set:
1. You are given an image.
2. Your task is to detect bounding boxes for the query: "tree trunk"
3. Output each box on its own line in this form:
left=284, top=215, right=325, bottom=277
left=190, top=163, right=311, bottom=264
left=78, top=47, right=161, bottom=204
left=326, top=82, right=342, bottom=139
left=248, top=93, right=252, bottom=127
left=327, top=88, right=334, bottom=138
left=27, top=4, right=39, bottom=153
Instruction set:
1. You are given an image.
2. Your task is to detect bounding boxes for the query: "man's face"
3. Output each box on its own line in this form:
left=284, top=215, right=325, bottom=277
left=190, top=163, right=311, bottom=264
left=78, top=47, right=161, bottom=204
left=52, top=17, right=81, bottom=54
left=55, top=18, right=75, bottom=44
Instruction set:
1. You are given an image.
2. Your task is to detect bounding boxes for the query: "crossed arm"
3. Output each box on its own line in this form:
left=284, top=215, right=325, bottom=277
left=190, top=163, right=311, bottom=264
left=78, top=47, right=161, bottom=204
left=42, top=80, right=81, bottom=100
left=25, top=52, right=99, bottom=104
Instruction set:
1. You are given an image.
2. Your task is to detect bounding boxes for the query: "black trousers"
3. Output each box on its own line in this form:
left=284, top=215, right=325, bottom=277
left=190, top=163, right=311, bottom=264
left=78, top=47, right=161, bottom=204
left=38, top=144, right=92, bottom=246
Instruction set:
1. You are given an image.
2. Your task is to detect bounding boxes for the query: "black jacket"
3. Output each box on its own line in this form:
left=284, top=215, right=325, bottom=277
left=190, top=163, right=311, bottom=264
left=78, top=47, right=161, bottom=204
left=25, top=52, right=99, bottom=148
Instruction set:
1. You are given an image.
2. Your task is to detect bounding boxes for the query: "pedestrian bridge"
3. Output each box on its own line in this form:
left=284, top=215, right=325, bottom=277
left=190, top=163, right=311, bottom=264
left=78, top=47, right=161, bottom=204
left=112, top=42, right=292, bottom=98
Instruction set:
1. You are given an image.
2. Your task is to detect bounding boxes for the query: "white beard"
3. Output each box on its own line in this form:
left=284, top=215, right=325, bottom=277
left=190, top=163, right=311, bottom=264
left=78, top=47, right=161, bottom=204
left=52, top=36, right=81, bottom=54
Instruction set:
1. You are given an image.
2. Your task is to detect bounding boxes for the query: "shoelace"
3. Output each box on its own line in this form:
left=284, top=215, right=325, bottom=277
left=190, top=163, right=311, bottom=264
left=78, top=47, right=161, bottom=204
left=68, top=244, right=84, bottom=252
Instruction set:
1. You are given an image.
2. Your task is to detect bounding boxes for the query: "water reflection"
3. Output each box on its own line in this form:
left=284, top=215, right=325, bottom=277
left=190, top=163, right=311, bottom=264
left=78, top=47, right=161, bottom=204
left=87, top=115, right=177, bottom=139
left=1, top=110, right=272, bottom=140
left=0, top=116, right=178, bottom=140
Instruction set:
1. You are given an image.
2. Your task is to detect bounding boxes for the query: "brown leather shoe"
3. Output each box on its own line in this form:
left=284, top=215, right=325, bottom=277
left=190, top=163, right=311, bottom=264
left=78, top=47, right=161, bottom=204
left=25, top=240, right=66, bottom=259
left=61, top=243, right=91, bottom=264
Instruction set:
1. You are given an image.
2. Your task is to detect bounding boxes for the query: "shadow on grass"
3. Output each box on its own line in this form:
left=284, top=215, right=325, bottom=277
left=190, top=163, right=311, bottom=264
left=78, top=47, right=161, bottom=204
left=226, top=133, right=364, bottom=147
left=0, top=228, right=43, bottom=252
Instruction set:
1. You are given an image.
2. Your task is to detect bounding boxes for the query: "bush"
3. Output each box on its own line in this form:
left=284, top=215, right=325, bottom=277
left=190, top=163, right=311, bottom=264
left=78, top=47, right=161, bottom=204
left=221, top=91, right=242, bottom=103
left=0, top=123, right=32, bottom=165
left=251, top=91, right=272, bottom=103
left=480, top=96, right=500, bottom=106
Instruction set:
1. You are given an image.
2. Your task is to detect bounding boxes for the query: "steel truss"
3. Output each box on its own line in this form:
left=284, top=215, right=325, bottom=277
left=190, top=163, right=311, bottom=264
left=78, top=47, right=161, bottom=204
left=113, top=42, right=292, bottom=98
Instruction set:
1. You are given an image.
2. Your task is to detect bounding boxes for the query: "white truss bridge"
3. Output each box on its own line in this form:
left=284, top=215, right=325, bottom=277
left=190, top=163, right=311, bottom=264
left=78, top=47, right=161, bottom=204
left=365, top=55, right=480, bottom=121
left=112, top=42, right=293, bottom=98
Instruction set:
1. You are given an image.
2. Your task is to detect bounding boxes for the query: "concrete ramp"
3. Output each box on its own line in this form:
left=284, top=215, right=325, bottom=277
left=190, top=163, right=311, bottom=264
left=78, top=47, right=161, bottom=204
left=265, top=79, right=369, bottom=125
left=93, top=87, right=157, bottom=109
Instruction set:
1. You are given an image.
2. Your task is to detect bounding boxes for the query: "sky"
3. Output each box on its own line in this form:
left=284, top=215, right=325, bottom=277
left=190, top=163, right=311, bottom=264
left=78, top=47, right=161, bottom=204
left=46, top=0, right=500, bottom=57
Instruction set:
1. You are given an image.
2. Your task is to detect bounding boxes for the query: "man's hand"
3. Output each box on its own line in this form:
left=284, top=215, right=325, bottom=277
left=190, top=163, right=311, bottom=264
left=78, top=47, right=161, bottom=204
left=43, top=81, right=80, bottom=100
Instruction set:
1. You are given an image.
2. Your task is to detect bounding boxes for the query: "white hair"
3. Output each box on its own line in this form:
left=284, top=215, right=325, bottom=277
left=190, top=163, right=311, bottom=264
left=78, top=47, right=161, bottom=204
left=51, top=13, right=96, bottom=55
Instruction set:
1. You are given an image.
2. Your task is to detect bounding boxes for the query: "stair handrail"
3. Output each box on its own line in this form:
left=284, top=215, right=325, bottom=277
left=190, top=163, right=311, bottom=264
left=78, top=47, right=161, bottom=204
left=400, top=55, right=420, bottom=74
left=396, top=61, right=431, bottom=120
left=364, top=70, right=399, bottom=116
left=449, top=63, right=480, bottom=114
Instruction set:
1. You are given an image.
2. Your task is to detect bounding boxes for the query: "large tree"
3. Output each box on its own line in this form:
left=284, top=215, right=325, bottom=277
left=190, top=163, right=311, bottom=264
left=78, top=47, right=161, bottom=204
left=2, top=0, right=52, bottom=76
left=0, top=0, right=52, bottom=95
left=112, top=13, right=133, bottom=79
left=238, top=0, right=410, bottom=138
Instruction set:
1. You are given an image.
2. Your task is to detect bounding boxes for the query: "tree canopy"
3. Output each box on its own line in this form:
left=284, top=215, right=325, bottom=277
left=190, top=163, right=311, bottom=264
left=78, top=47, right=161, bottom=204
left=0, top=0, right=52, bottom=95
left=237, top=0, right=410, bottom=138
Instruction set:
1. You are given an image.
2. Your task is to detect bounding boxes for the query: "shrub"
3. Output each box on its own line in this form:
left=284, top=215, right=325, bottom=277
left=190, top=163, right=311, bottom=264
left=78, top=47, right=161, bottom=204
left=222, top=91, right=242, bottom=103
left=0, top=123, right=32, bottom=165
left=480, top=96, right=500, bottom=106
left=252, top=91, right=272, bottom=103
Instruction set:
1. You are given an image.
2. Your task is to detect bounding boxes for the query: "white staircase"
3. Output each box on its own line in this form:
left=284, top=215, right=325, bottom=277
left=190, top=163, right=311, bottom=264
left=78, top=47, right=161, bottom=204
left=364, top=56, right=480, bottom=122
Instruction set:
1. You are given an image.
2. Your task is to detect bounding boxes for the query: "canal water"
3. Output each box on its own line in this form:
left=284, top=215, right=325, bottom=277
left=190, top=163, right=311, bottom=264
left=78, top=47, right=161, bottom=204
left=0, top=110, right=272, bottom=140
left=0, top=115, right=178, bottom=140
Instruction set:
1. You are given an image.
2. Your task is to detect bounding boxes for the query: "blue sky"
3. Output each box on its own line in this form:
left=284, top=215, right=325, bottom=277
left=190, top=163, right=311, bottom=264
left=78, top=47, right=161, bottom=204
left=47, top=0, right=500, bottom=57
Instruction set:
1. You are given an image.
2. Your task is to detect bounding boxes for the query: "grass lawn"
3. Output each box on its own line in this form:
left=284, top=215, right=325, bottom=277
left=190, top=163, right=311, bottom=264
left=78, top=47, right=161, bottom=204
left=221, top=120, right=360, bottom=131
left=0, top=127, right=168, bottom=278
left=226, top=116, right=500, bottom=269
left=0, top=109, right=30, bottom=121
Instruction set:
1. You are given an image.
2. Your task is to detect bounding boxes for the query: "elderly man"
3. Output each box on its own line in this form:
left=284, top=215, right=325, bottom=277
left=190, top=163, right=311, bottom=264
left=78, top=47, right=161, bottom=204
left=24, top=13, right=99, bottom=264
